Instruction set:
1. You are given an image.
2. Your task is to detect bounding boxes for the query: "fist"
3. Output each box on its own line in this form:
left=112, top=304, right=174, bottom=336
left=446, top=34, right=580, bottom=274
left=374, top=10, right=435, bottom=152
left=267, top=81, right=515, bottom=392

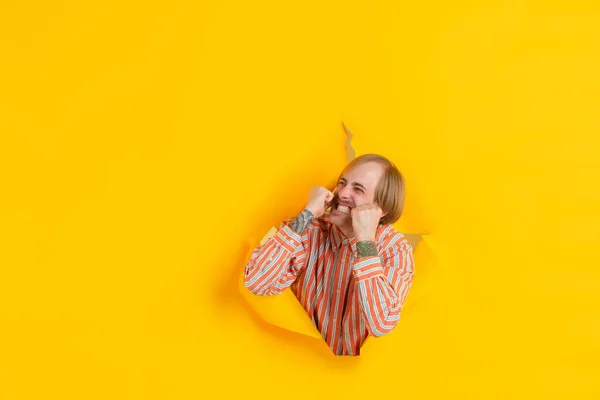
left=351, top=204, right=383, bottom=242
left=305, top=186, right=335, bottom=218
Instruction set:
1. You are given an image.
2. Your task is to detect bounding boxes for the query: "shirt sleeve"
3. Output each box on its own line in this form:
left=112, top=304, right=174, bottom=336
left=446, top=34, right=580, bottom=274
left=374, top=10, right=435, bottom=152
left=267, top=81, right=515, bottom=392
left=352, top=238, right=415, bottom=337
left=243, top=221, right=310, bottom=296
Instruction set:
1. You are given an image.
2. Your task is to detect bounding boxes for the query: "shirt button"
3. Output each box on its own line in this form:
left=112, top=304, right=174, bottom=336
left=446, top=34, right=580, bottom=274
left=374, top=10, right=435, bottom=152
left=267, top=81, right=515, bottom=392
left=333, top=318, right=337, bottom=323
left=336, top=290, right=340, bottom=294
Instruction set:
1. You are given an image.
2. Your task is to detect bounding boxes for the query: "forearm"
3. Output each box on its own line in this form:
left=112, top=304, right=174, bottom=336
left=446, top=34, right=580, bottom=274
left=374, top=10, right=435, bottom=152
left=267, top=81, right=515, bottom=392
left=357, top=240, right=378, bottom=258
left=352, top=243, right=409, bottom=336
left=288, top=209, right=314, bottom=235
left=244, top=210, right=312, bottom=295
left=355, top=271, right=403, bottom=336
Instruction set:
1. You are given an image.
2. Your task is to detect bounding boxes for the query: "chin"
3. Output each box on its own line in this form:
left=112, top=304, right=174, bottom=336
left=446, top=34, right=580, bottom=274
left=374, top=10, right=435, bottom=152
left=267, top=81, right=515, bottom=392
left=330, top=209, right=350, bottom=225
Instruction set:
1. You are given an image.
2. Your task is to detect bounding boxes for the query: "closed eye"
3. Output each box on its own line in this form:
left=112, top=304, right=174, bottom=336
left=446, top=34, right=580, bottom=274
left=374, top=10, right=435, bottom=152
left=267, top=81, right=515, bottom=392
left=339, top=178, right=364, bottom=193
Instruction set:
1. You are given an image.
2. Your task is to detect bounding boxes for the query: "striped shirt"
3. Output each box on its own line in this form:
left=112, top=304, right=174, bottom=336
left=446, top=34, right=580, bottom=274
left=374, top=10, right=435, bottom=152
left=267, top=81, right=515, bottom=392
left=244, top=210, right=415, bottom=356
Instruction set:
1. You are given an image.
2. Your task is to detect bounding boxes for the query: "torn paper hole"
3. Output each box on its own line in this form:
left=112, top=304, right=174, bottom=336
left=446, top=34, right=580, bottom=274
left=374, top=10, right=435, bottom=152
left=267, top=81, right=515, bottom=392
left=239, top=122, right=436, bottom=353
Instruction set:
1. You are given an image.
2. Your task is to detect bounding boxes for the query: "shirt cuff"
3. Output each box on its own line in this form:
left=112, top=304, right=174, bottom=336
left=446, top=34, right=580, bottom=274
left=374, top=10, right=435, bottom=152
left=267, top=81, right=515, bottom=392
left=274, top=224, right=303, bottom=254
left=352, top=256, right=384, bottom=281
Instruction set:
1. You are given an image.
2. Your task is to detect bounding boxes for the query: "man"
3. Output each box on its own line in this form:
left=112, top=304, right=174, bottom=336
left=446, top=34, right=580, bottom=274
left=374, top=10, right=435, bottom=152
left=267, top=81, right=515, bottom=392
left=244, top=154, right=415, bottom=356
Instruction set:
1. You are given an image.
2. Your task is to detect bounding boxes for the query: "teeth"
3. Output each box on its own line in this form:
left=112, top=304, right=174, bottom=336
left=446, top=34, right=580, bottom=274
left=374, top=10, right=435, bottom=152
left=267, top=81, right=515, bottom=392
left=337, top=205, right=350, bottom=213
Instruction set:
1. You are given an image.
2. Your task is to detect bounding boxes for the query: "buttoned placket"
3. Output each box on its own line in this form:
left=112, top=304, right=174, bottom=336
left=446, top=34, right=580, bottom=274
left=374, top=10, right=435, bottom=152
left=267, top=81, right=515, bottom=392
left=335, top=241, right=349, bottom=318
left=336, top=238, right=354, bottom=355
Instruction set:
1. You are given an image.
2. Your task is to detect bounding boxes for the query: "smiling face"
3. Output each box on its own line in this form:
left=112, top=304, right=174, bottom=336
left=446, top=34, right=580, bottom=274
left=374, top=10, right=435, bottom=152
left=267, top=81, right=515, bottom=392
left=329, top=161, right=387, bottom=237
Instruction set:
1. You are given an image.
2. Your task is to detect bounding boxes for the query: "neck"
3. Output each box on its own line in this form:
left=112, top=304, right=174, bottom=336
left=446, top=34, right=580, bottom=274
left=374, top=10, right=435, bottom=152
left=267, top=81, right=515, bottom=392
left=339, top=224, right=354, bottom=239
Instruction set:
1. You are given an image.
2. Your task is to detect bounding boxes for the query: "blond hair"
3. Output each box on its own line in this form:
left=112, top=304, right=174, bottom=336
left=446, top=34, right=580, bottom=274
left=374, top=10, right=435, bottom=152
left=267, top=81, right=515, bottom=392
left=338, top=154, right=405, bottom=225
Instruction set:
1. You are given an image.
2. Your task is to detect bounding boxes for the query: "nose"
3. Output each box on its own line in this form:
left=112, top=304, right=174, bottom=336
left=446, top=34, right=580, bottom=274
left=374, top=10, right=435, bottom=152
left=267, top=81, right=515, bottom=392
left=337, top=184, right=352, bottom=201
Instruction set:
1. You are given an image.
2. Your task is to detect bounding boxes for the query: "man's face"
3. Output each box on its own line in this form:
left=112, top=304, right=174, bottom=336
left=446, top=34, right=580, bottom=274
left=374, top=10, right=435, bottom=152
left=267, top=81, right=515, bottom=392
left=329, top=161, right=386, bottom=234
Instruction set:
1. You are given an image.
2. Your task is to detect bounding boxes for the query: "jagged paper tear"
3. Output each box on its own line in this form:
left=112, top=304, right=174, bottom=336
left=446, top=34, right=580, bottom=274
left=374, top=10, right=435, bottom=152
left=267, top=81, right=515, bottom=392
left=342, top=122, right=356, bottom=162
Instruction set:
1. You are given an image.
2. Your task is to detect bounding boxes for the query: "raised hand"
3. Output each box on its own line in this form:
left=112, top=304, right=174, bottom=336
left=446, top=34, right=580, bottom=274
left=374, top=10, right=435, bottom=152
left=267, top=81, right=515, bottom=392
left=351, top=203, right=383, bottom=242
left=305, top=186, right=335, bottom=219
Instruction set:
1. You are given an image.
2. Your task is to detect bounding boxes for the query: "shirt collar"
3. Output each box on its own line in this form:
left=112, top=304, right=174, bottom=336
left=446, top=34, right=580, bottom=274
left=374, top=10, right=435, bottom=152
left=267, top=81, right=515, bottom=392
left=330, top=222, right=348, bottom=250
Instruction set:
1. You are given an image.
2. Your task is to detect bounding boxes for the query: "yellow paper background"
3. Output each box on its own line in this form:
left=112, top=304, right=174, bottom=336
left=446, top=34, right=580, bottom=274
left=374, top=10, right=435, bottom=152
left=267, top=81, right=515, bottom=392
left=1, top=1, right=599, bottom=398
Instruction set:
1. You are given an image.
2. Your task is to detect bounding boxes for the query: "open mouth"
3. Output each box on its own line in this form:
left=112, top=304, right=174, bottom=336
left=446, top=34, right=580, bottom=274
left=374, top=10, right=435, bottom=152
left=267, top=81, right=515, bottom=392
left=335, top=204, right=351, bottom=214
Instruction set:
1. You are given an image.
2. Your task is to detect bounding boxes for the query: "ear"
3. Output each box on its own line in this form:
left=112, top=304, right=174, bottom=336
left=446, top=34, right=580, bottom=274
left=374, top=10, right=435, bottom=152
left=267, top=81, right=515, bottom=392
left=374, top=202, right=387, bottom=217
left=378, top=209, right=388, bottom=226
